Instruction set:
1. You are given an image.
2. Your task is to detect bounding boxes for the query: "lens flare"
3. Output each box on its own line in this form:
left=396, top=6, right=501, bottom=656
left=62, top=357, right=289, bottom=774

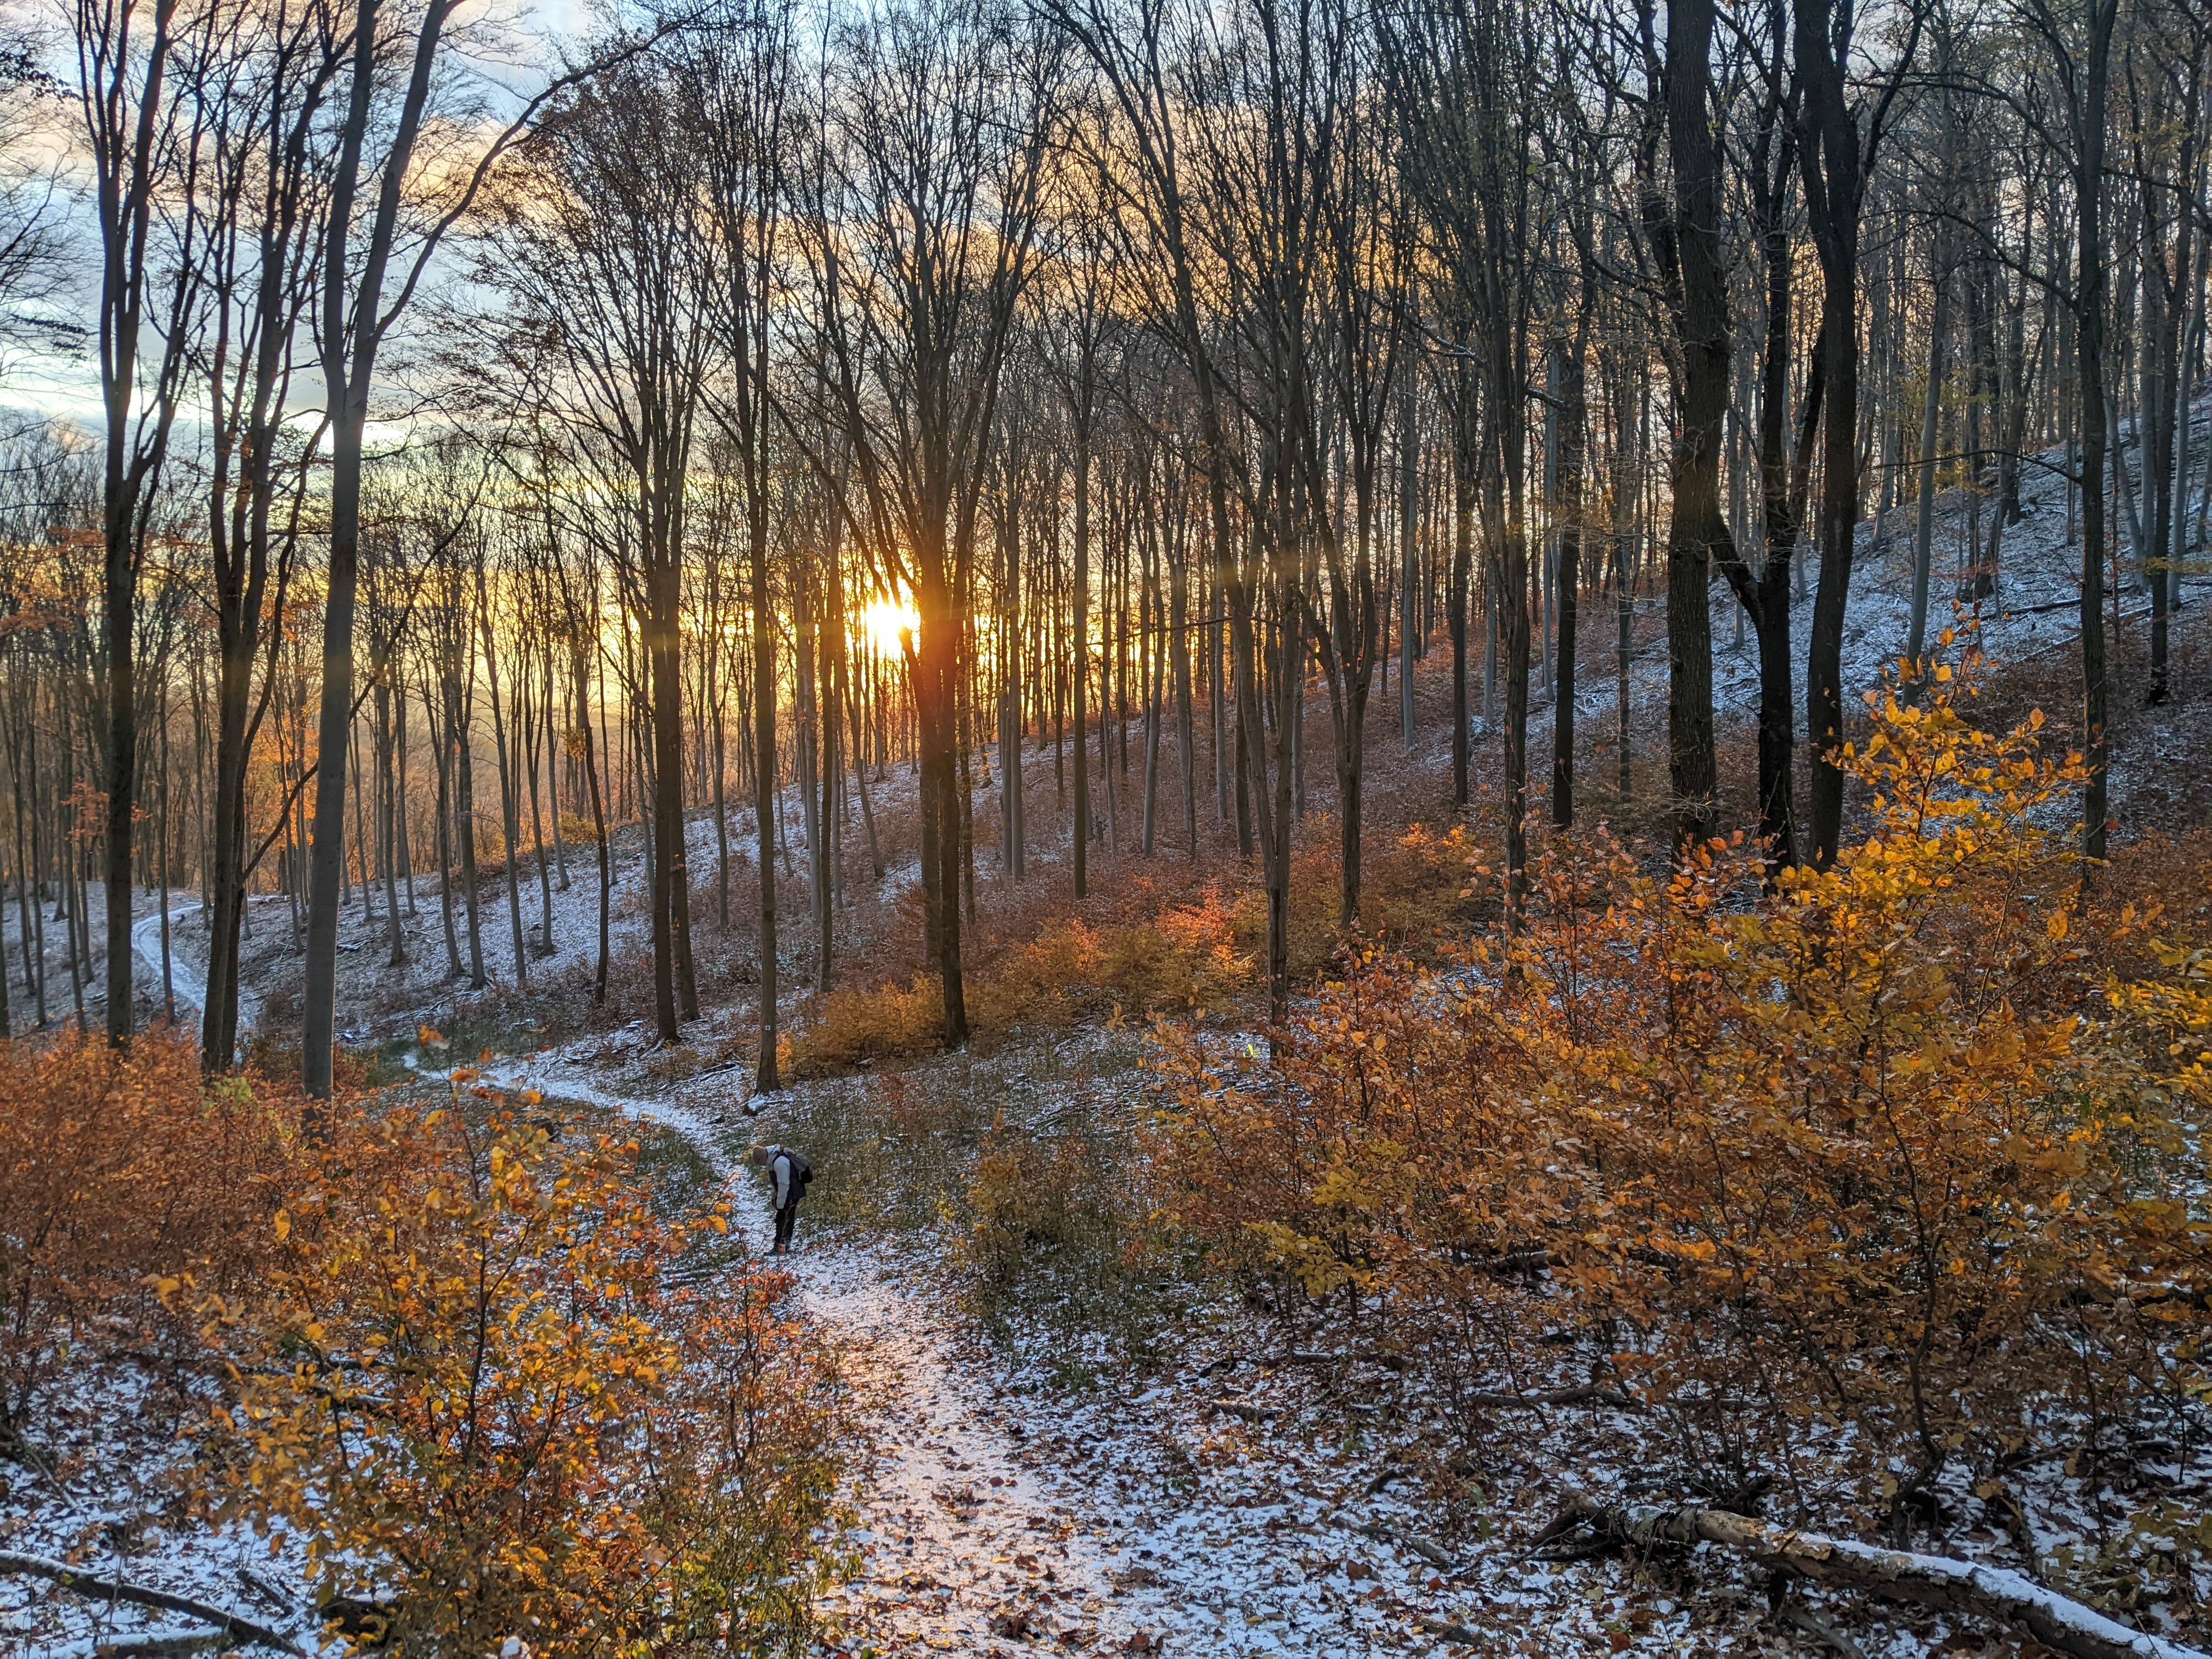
left=860, top=597, right=920, bottom=656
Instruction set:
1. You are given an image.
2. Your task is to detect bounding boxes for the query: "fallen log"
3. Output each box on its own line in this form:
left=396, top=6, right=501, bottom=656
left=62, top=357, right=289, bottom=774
left=1544, top=1503, right=2205, bottom=1659
left=0, top=1548, right=302, bottom=1655
left=57, top=1624, right=234, bottom=1658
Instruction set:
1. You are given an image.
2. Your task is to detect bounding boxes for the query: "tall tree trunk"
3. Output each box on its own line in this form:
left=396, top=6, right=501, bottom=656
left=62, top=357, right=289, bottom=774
left=1073, top=442, right=1092, bottom=894
left=2078, top=0, right=2116, bottom=865
left=916, top=567, right=969, bottom=1044
left=376, top=657, right=405, bottom=966
left=1171, top=522, right=1197, bottom=858
left=749, top=494, right=778, bottom=1090
left=1908, top=242, right=1953, bottom=674
left=1796, top=0, right=1881, bottom=869
left=1452, top=359, right=1474, bottom=810
left=430, top=675, right=461, bottom=980
left=650, top=555, right=690, bottom=1037
left=304, top=0, right=462, bottom=1099
left=479, top=566, right=528, bottom=994
left=1663, top=0, right=1730, bottom=849
left=1553, top=317, right=1588, bottom=829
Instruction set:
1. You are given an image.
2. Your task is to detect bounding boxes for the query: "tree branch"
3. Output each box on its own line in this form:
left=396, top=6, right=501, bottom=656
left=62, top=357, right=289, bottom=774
left=1538, top=1504, right=2208, bottom=1659
left=0, top=1549, right=302, bottom=1654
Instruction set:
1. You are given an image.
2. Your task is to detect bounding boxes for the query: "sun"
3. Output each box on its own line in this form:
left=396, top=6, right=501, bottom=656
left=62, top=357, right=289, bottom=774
left=860, top=597, right=921, bottom=657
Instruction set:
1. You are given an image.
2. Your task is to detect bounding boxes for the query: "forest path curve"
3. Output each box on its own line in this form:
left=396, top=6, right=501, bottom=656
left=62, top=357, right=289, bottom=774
left=482, top=1058, right=1160, bottom=1654
left=492, top=1056, right=1437, bottom=1658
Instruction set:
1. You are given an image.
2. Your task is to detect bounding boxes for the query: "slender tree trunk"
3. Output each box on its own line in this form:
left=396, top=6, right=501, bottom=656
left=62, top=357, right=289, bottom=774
left=650, top=552, right=694, bottom=1035
left=430, top=676, right=461, bottom=980
left=1553, top=320, right=1588, bottom=829
left=1074, top=443, right=1091, bottom=893
left=1663, top=0, right=1730, bottom=849
left=478, top=568, right=528, bottom=993
left=522, top=645, right=555, bottom=949
left=453, top=665, right=486, bottom=991
left=1452, top=359, right=1474, bottom=809
left=750, top=494, right=778, bottom=1090
left=1171, top=529, right=1196, bottom=857
left=1797, top=0, right=1875, bottom=868
left=2079, top=0, right=2116, bottom=866
left=1908, top=246, right=1953, bottom=674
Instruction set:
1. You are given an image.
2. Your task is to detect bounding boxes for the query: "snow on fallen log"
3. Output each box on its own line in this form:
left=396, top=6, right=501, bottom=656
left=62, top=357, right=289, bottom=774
left=0, top=1548, right=302, bottom=1655
left=1543, top=1502, right=2206, bottom=1659
left=49, top=1621, right=235, bottom=1657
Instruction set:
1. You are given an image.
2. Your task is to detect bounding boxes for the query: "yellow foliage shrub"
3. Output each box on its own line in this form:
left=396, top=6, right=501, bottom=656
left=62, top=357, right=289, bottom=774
left=0, top=1035, right=847, bottom=1651
left=185, top=1088, right=847, bottom=1653
left=1153, top=672, right=2212, bottom=1531
left=793, top=973, right=948, bottom=1072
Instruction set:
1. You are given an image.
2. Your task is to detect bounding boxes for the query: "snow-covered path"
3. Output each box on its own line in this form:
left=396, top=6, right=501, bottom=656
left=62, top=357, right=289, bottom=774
left=794, top=1243, right=1169, bottom=1656
left=129, top=896, right=273, bottom=1043
left=130, top=902, right=204, bottom=1017
left=484, top=1062, right=1151, bottom=1650
left=488, top=1057, right=1498, bottom=1658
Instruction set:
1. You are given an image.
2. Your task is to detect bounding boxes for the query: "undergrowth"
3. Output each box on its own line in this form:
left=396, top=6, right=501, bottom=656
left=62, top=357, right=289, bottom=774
left=0, top=1035, right=850, bottom=1654
left=1145, top=665, right=2212, bottom=1628
left=787, top=821, right=1472, bottom=1076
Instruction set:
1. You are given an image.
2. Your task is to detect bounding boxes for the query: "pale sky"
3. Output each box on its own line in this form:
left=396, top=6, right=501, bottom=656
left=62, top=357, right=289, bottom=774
left=0, top=0, right=594, bottom=435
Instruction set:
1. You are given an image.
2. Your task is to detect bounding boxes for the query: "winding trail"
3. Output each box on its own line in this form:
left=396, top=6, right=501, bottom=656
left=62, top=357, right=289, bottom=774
left=131, top=903, right=204, bottom=1019
left=483, top=1055, right=1453, bottom=1658
left=479, top=1061, right=1154, bottom=1651
left=130, top=898, right=264, bottom=1042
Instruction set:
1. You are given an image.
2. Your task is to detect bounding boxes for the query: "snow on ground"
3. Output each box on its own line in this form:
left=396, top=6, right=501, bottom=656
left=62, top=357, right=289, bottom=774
left=9, top=416, right=2209, bottom=1654
left=473, top=1042, right=1903, bottom=1659
left=0, top=1358, right=324, bottom=1654
left=477, top=1049, right=1465, bottom=1657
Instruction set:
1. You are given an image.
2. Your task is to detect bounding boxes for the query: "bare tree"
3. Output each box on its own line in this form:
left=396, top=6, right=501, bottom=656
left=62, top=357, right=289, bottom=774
left=802, top=0, right=1058, bottom=1044
left=77, top=0, right=202, bottom=1042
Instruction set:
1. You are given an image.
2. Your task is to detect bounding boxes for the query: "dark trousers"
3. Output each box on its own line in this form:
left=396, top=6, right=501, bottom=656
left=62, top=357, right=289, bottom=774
left=774, top=1201, right=798, bottom=1254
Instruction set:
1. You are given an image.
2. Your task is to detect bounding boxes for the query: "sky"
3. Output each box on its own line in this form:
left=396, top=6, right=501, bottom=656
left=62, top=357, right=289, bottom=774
left=0, top=0, right=592, bottom=436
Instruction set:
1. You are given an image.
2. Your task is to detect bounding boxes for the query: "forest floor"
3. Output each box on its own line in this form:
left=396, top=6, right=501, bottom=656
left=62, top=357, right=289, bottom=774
left=462, top=1029, right=1953, bottom=1659
left=3, top=992, right=2019, bottom=1658
left=12, top=416, right=2212, bottom=1654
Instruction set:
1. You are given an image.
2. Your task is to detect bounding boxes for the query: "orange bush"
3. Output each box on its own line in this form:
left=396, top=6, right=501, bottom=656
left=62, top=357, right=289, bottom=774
left=788, top=887, right=1255, bottom=1074
left=0, top=1035, right=849, bottom=1650
left=791, top=972, right=948, bottom=1073
left=0, top=1032, right=309, bottom=1437
left=187, top=1094, right=848, bottom=1653
left=1153, top=671, right=2212, bottom=1534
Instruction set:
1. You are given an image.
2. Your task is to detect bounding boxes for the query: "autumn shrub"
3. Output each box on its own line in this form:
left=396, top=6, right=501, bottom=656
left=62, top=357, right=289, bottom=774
left=186, top=1086, right=848, bottom=1656
left=1226, top=819, right=1479, bottom=978
left=0, top=1031, right=307, bottom=1444
left=792, top=972, right=947, bottom=1073
left=957, top=1112, right=1172, bottom=1369
left=0, top=1035, right=847, bottom=1652
left=788, top=889, right=1252, bottom=1075
left=1152, top=668, right=2211, bottom=1536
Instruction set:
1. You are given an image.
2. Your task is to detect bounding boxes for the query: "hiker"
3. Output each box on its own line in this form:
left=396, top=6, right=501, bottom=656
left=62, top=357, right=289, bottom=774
left=749, top=1143, right=813, bottom=1255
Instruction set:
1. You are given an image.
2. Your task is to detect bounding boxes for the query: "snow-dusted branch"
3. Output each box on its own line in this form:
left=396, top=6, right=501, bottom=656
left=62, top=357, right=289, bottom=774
left=1542, top=1504, right=2207, bottom=1659
left=0, top=1549, right=302, bottom=1655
